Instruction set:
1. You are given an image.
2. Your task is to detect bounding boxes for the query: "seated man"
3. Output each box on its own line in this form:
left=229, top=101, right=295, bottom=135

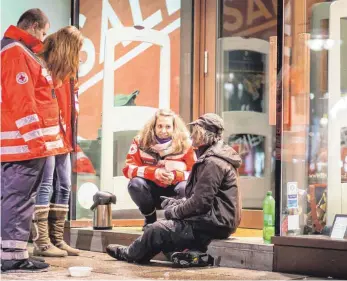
left=123, top=109, right=196, bottom=229
left=107, top=113, right=242, bottom=267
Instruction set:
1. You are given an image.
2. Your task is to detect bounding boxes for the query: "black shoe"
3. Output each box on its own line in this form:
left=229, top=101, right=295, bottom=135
left=1, top=258, right=50, bottom=273
left=106, top=244, right=130, bottom=262
left=171, top=250, right=214, bottom=268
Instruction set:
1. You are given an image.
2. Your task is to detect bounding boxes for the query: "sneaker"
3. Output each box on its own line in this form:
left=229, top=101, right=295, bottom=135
left=171, top=250, right=214, bottom=268
left=106, top=244, right=129, bottom=262
left=1, top=258, right=50, bottom=273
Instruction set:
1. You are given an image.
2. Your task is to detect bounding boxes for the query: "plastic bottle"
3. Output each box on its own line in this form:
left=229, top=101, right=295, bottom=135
left=263, top=191, right=275, bottom=244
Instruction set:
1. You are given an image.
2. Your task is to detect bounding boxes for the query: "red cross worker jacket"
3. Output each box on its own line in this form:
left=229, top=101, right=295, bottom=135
left=123, top=137, right=197, bottom=187
left=1, top=26, right=68, bottom=162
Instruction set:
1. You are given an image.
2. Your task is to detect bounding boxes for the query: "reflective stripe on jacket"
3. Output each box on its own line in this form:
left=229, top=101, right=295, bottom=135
left=1, top=26, right=68, bottom=162
left=123, top=137, right=196, bottom=187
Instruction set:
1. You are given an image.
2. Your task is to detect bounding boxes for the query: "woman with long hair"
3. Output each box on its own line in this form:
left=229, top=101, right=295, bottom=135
left=31, top=26, right=83, bottom=257
left=123, top=109, right=196, bottom=229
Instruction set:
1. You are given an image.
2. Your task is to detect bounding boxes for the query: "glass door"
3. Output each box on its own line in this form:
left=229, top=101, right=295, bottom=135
left=216, top=37, right=274, bottom=208
left=216, top=0, right=277, bottom=209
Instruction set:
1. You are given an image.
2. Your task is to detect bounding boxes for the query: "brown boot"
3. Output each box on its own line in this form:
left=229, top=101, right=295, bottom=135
left=48, top=204, right=80, bottom=256
left=31, top=205, right=68, bottom=257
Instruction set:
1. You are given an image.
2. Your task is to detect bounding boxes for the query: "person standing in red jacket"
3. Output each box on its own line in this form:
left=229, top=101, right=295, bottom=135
left=1, top=10, right=77, bottom=273
left=31, top=27, right=83, bottom=258
left=123, top=109, right=196, bottom=230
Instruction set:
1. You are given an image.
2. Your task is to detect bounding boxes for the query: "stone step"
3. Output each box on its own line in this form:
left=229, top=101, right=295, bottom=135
left=207, top=237, right=273, bottom=271
left=68, top=227, right=273, bottom=271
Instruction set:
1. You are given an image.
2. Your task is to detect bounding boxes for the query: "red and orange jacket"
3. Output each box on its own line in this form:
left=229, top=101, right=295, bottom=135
left=1, top=26, right=68, bottom=162
left=55, top=78, right=79, bottom=152
left=123, top=137, right=197, bottom=187
left=55, top=79, right=96, bottom=174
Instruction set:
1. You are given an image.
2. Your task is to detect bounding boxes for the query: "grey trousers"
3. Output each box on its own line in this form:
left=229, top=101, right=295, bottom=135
left=1, top=158, right=46, bottom=260
left=126, top=219, right=212, bottom=263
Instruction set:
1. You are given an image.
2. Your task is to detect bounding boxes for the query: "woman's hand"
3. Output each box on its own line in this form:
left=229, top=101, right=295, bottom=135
left=155, top=168, right=174, bottom=185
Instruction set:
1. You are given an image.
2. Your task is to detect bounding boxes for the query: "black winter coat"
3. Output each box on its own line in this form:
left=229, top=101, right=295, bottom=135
left=174, top=141, right=242, bottom=239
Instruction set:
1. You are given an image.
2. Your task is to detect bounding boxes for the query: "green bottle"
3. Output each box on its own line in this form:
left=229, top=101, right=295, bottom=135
left=263, top=191, right=275, bottom=244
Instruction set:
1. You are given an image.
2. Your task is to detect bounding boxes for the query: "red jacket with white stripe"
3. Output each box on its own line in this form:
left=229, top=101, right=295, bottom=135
left=1, top=26, right=68, bottom=162
left=123, top=137, right=197, bottom=187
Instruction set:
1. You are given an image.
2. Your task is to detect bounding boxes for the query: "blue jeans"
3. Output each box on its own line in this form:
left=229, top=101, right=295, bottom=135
left=36, top=154, right=71, bottom=206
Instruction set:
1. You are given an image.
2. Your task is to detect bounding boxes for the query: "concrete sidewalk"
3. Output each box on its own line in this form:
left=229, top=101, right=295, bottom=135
left=1, top=246, right=313, bottom=280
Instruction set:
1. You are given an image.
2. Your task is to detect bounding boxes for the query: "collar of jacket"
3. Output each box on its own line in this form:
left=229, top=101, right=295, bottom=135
left=195, top=143, right=218, bottom=163
left=4, top=25, right=43, bottom=53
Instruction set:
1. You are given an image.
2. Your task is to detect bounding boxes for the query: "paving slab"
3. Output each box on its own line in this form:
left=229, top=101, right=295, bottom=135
left=0, top=246, right=308, bottom=280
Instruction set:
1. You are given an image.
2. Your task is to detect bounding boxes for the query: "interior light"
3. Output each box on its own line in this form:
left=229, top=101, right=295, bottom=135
left=224, top=82, right=234, bottom=92
left=320, top=115, right=328, bottom=126
left=306, top=38, right=324, bottom=51
left=323, top=39, right=335, bottom=50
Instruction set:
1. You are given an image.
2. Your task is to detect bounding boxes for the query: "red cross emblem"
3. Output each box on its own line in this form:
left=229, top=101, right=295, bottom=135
left=129, top=144, right=137, bottom=155
left=16, top=72, right=28, bottom=84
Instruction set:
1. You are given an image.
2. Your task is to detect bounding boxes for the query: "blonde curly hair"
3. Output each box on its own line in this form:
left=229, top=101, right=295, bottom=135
left=138, top=109, right=191, bottom=154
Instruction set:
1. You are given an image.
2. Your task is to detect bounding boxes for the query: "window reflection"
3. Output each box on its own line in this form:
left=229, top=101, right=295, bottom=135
left=228, top=134, right=265, bottom=177
left=223, top=51, right=265, bottom=113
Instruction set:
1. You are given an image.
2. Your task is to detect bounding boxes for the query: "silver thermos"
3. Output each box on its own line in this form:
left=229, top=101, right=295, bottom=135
left=90, top=191, right=117, bottom=230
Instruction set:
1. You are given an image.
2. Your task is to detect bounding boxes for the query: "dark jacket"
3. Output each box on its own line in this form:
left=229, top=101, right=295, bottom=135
left=174, top=141, right=242, bottom=239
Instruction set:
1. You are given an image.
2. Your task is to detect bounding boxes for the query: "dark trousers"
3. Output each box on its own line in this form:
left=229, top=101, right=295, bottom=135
left=127, top=177, right=186, bottom=223
left=1, top=158, right=46, bottom=260
left=127, top=219, right=212, bottom=263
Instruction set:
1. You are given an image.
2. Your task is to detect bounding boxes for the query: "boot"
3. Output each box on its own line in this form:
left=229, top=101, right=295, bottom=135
left=142, top=210, right=157, bottom=231
left=1, top=258, right=50, bottom=273
left=106, top=244, right=131, bottom=262
left=31, top=205, right=67, bottom=257
left=48, top=204, right=80, bottom=256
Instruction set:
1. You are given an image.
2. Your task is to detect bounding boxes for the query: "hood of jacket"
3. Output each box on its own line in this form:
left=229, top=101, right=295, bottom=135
left=200, top=141, right=242, bottom=169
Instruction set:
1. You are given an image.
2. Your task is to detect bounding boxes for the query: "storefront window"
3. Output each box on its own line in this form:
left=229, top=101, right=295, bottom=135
left=280, top=0, right=347, bottom=236
left=217, top=0, right=277, bottom=208
left=71, top=0, right=193, bottom=220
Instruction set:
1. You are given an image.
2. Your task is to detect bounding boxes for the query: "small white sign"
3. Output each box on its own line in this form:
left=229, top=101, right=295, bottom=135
left=287, top=182, right=298, bottom=209
left=288, top=215, right=300, bottom=230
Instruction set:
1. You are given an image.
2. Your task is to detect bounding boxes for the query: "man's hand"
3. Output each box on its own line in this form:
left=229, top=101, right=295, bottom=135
left=160, top=196, right=185, bottom=209
left=164, top=205, right=179, bottom=220
left=155, top=169, right=174, bottom=185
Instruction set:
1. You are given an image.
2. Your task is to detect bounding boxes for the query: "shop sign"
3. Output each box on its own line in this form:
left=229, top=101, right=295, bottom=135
left=222, top=0, right=277, bottom=39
